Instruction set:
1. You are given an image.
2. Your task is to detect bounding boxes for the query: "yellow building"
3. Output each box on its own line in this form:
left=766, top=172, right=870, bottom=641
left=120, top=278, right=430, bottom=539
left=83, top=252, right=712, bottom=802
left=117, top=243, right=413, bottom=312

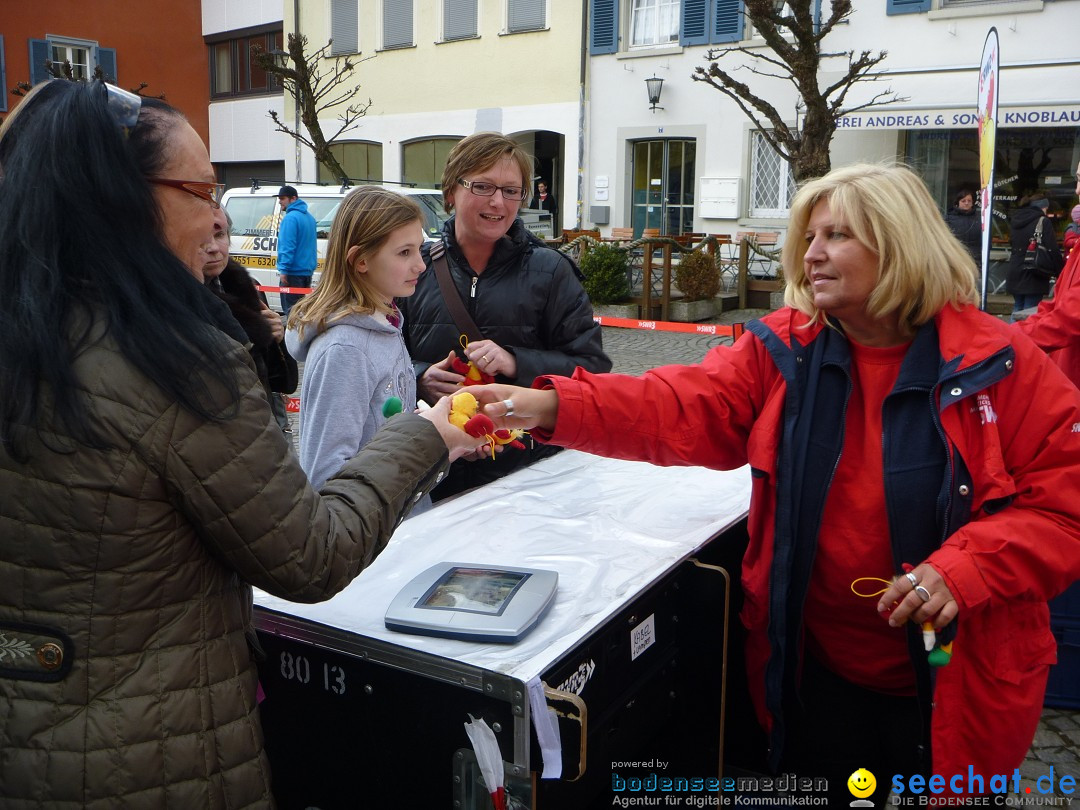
left=285, top=0, right=586, bottom=233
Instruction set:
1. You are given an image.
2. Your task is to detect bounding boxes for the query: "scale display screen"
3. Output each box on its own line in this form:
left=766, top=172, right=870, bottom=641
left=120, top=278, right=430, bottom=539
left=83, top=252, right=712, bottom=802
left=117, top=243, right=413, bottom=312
left=385, top=562, right=558, bottom=643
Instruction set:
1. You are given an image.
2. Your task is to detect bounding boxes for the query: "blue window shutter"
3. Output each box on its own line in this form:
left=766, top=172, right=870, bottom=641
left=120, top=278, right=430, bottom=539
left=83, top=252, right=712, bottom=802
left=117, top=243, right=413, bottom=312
left=681, top=0, right=708, bottom=45
left=886, top=0, right=930, bottom=14
left=29, top=38, right=50, bottom=86
left=0, top=36, right=7, bottom=112
left=711, top=0, right=743, bottom=43
left=590, top=0, right=619, bottom=55
left=96, top=47, right=117, bottom=82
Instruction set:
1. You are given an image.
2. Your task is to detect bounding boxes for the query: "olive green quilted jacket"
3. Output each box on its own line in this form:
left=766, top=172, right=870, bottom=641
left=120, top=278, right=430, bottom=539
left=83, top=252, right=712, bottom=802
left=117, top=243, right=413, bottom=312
left=0, top=320, right=448, bottom=808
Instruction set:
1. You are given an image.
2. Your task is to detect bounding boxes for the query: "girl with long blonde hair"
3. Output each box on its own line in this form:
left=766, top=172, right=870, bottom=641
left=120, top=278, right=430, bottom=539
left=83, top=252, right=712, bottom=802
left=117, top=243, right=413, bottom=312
left=286, top=186, right=428, bottom=490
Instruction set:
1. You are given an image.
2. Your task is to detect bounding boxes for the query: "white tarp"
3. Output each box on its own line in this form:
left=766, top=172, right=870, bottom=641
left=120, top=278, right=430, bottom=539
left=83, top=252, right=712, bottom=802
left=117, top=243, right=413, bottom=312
left=254, top=450, right=752, bottom=681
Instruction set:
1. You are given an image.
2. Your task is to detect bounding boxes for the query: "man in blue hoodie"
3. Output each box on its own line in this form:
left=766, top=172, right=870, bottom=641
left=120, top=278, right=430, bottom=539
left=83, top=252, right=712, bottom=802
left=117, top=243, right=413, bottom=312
left=276, top=185, right=317, bottom=315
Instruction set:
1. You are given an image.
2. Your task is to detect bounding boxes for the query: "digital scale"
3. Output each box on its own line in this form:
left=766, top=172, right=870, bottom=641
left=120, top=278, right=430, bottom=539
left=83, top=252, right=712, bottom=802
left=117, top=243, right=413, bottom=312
left=384, top=562, right=559, bottom=643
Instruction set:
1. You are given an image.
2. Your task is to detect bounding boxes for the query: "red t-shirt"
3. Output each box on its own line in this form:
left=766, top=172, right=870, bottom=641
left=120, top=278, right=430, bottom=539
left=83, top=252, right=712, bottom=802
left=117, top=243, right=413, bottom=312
left=802, top=338, right=916, bottom=695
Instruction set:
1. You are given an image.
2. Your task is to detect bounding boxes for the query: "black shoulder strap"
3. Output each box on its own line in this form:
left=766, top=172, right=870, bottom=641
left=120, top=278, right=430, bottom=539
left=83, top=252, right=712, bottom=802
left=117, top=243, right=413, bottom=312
left=430, top=240, right=484, bottom=344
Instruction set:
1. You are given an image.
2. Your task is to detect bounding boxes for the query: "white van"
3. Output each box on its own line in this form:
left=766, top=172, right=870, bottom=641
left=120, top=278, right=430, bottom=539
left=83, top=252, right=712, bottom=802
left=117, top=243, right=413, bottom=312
left=222, top=181, right=449, bottom=311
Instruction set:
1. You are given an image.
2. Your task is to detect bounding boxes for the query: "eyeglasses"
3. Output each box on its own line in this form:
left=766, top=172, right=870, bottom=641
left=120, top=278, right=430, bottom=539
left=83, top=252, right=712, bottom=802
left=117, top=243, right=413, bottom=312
left=101, top=81, right=142, bottom=139
left=458, top=178, right=527, bottom=201
left=148, top=179, right=226, bottom=209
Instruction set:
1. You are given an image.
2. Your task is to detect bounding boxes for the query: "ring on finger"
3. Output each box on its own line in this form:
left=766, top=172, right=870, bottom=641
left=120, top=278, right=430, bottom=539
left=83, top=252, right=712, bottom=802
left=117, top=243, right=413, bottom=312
left=905, top=572, right=919, bottom=589
left=914, top=585, right=932, bottom=603
left=502, top=398, right=515, bottom=417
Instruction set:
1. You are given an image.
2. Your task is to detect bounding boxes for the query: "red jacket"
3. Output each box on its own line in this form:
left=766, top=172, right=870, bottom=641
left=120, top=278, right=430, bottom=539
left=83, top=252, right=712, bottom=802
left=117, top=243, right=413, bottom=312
left=542, top=304, right=1080, bottom=782
left=1016, top=246, right=1080, bottom=387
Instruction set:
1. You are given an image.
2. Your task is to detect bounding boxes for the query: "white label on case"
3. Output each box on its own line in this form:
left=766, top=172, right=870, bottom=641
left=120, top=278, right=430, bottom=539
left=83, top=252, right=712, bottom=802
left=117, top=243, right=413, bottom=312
left=630, top=614, right=656, bottom=661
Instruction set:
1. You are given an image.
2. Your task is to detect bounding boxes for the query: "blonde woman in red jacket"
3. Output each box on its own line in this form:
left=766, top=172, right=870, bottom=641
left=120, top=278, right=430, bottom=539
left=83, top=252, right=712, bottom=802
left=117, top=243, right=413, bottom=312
left=473, top=164, right=1080, bottom=809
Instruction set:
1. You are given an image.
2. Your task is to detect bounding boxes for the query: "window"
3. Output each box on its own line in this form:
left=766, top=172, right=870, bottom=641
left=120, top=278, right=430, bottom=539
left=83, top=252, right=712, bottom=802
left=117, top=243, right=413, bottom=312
left=631, top=0, right=679, bottom=47
left=507, top=0, right=546, bottom=33
left=749, top=131, right=795, bottom=218
left=208, top=30, right=283, bottom=99
left=50, top=41, right=90, bottom=80
left=331, top=0, right=360, bottom=54
left=444, top=0, right=478, bottom=40
left=631, top=138, right=696, bottom=235
left=28, top=37, right=116, bottom=85
left=403, top=137, right=462, bottom=188
left=383, top=0, right=415, bottom=49
left=316, top=142, right=384, bottom=184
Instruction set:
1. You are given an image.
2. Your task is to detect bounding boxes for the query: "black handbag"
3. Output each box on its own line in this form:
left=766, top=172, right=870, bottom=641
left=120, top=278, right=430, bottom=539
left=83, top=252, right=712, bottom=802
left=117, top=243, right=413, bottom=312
left=1023, top=217, right=1064, bottom=279
left=265, top=340, right=299, bottom=394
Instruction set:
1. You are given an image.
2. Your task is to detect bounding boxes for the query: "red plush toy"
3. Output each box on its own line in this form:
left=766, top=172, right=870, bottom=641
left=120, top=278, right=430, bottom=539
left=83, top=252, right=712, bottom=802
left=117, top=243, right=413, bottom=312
left=451, top=355, right=494, bottom=386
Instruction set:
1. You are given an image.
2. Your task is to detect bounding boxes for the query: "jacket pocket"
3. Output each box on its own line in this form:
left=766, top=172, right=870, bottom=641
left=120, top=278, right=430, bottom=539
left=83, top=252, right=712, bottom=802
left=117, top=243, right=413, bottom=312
left=992, top=602, right=1057, bottom=685
left=0, top=620, right=75, bottom=683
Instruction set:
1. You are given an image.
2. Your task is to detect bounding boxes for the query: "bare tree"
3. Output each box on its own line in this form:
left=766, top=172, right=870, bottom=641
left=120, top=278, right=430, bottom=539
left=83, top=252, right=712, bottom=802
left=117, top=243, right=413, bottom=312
left=253, top=34, right=372, bottom=183
left=692, top=0, right=906, bottom=181
left=10, top=63, right=163, bottom=100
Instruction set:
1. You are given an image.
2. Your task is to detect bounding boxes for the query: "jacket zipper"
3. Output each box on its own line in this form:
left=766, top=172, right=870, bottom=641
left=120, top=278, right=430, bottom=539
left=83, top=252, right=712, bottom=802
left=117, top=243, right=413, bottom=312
left=470, top=277, right=478, bottom=299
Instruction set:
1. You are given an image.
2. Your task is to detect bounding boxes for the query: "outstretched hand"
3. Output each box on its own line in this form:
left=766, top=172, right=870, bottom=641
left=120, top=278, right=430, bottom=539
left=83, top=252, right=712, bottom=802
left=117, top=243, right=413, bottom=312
left=419, top=351, right=466, bottom=401
left=469, top=384, right=560, bottom=434
left=418, top=394, right=490, bottom=461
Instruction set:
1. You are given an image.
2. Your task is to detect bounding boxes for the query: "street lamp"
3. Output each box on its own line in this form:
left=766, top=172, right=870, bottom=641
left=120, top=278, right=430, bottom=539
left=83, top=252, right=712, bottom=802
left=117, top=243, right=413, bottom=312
left=645, top=75, right=664, bottom=112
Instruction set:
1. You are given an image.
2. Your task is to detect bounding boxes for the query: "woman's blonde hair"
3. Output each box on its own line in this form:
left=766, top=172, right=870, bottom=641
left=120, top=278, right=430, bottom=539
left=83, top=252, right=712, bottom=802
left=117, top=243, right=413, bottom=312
left=288, top=186, right=422, bottom=338
left=783, top=163, right=979, bottom=335
left=441, top=132, right=534, bottom=213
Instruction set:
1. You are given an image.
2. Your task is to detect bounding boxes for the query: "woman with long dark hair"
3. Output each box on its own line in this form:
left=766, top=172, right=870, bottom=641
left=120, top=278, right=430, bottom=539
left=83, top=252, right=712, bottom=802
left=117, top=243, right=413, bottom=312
left=0, top=80, right=480, bottom=806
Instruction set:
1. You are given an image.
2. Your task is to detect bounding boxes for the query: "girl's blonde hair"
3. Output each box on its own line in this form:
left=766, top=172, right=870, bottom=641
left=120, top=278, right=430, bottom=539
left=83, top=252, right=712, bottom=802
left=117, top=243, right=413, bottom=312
left=288, top=186, right=423, bottom=338
left=783, top=163, right=979, bottom=336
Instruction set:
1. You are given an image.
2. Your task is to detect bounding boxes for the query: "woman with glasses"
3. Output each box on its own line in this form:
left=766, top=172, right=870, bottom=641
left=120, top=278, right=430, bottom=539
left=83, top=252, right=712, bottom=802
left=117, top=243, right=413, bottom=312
left=399, top=132, right=611, bottom=500
left=0, top=80, right=482, bottom=806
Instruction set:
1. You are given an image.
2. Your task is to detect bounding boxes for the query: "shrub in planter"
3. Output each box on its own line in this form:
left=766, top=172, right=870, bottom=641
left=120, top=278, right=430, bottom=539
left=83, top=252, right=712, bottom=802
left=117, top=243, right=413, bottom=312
left=675, top=249, right=720, bottom=302
left=580, top=244, right=630, bottom=304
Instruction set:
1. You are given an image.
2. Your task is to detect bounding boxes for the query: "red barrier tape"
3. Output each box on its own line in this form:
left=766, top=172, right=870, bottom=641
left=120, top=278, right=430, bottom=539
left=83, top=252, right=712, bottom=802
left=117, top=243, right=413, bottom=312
left=592, top=315, right=745, bottom=340
left=258, top=286, right=314, bottom=294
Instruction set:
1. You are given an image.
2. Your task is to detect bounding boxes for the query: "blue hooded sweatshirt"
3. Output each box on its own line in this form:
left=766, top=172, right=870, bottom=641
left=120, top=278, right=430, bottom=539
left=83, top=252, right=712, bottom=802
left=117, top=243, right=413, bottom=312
left=277, top=199, right=317, bottom=276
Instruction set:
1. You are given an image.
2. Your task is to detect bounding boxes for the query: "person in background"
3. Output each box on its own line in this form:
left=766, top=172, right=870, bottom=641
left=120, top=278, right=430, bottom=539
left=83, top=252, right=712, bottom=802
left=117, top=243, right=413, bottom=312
left=1063, top=203, right=1080, bottom=259
left=398, top=132, right=611, bottom=501
left=286, top=187, right=428, bottom=492
left=537, top=179, right=557, bottom=227
left=276, top=184, right=317, bottom=316
left=0, top=79, right=482, bottom=807
left=944, top=187, right=980, bottom=265
left=1015, top=162, right=1080, bottom=387
left=1005, top=192, right=1062, bottom=316
left=202, top=208, right=298, bottom=435
left=472, top=164, right=1080, bottom=809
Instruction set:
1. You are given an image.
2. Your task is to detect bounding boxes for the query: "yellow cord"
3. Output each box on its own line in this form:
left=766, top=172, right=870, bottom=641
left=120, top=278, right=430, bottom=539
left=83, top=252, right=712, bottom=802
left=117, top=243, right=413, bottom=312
left=459, top=334, right=469, bottom=352
left=850, top=576, right=893, bottom=598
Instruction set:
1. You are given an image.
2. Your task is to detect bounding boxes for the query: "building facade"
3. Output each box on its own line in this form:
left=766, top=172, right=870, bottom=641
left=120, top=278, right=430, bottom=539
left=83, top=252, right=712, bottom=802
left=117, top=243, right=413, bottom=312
left=2, top=0, right=210, bottom=142
left=202, top=0, right=288, bottom=189
left=583, top=0, right=1080, bottom=242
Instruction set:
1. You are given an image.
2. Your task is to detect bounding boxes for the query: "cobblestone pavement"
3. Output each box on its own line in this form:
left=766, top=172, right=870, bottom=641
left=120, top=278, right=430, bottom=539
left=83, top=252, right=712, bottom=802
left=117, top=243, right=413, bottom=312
left=600, top=309, right=1080, bottom=795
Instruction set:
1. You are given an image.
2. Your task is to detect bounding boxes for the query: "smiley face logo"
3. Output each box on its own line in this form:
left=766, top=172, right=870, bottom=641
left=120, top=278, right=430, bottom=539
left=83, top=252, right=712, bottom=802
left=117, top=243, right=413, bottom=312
left=848, top=768, right=877, bottom=799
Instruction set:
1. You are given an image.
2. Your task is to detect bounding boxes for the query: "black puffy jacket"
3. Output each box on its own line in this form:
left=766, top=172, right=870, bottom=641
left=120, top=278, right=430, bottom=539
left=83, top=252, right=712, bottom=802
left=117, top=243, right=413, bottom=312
left=944, top=206, right=981, bottom=262
left=1006, top=204, right=1061, bottom=297
left=399, top=217, right=611, bottom=498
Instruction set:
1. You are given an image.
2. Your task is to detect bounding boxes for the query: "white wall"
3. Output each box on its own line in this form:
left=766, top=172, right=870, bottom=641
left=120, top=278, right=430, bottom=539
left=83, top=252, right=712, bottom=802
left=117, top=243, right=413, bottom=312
left=202, top=0, right=282, bottom=36
left=209, top=95, right=290, bottom=163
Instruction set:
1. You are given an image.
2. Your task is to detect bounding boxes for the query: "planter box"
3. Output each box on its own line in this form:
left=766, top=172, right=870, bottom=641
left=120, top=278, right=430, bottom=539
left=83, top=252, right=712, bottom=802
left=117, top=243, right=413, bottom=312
left=668, top=297, right=721, bottom=323
left=592, top=302, right=640, bottom=320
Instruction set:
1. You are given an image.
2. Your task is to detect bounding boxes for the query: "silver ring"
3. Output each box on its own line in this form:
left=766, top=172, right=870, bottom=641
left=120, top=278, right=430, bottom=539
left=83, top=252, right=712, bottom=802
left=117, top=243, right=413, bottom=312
left=914, top=585, right=932, bottom=603
left=502, top=398, right=515, bottom=417
left=905, top=572, right=919, bottom=589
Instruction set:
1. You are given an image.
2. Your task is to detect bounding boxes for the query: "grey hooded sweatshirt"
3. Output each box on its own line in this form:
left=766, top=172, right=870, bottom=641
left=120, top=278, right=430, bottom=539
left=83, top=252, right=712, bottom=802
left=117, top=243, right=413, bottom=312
left=287, top=311, right=420, bottom=492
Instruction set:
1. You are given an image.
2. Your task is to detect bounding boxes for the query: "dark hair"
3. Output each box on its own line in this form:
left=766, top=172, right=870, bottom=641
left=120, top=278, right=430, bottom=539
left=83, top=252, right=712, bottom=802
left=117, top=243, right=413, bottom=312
left=953, top=188, right=975, bottom=206
left=0, top=80, right=241, bottom=458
